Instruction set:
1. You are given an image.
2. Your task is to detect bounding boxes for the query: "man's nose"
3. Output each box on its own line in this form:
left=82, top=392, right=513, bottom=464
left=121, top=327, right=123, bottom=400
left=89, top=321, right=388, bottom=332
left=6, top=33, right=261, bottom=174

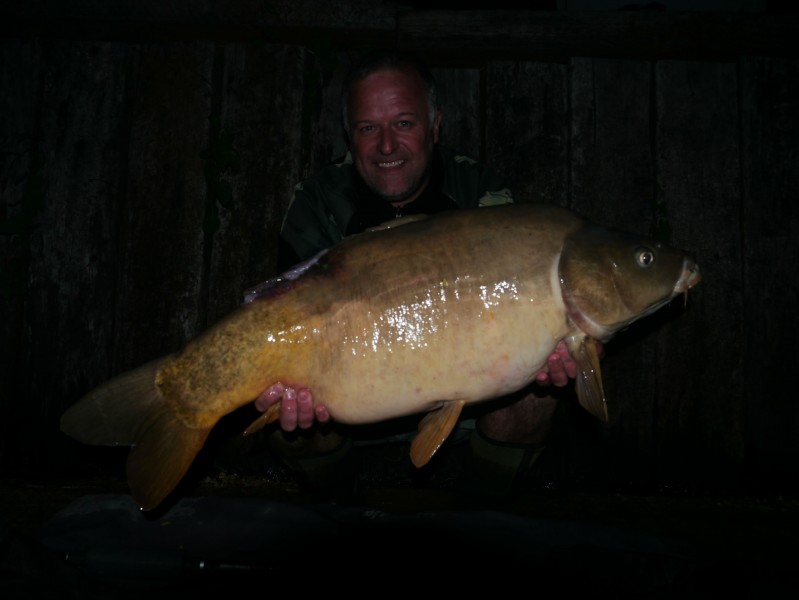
left=378, top=128, right=397, bottom=154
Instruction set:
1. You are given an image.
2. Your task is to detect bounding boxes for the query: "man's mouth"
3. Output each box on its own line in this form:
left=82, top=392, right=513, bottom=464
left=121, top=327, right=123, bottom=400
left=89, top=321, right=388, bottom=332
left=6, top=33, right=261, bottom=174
left=377, top=159, right=405, bottom=168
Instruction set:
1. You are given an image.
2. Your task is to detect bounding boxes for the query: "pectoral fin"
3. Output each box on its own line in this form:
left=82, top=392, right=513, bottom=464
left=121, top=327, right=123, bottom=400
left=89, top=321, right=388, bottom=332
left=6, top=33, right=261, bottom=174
left=242, top=402, right=282, bottom=435
left=409, top=400, right=466, bottom=467
left=566, top=336, right=609, bottom=422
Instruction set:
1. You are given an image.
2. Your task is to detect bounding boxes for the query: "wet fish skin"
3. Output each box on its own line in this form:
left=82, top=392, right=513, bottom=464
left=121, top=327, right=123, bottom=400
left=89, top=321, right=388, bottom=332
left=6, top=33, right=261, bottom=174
left=60, top=203, right=701, bottom=511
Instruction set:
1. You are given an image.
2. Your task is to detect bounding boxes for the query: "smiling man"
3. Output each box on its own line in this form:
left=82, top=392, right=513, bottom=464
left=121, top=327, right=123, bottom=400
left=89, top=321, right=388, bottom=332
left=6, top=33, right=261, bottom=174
left=260, top=50, right=578, bottom=502
left=346, top=66, right=441, bottom=207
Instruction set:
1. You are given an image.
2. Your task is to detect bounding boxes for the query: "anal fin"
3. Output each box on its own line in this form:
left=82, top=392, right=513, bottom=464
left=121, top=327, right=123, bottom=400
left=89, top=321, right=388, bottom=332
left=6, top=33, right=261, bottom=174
left=410, top=400, right=466, bottom=467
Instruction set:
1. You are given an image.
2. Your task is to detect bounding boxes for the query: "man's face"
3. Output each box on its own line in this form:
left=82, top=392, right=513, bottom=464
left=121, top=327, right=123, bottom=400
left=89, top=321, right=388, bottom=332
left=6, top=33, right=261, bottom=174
left=347, top=68, right=441, bottom=204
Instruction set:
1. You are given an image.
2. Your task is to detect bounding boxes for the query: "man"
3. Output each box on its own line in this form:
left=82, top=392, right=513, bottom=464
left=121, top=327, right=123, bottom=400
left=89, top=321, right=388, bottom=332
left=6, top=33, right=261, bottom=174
left=253, top=50, right=582, bottom=501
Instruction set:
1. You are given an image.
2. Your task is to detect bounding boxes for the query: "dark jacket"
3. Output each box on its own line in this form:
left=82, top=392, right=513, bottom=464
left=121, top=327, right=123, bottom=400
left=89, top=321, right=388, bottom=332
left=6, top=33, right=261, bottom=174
left=277, top=145, right=513, bottom=271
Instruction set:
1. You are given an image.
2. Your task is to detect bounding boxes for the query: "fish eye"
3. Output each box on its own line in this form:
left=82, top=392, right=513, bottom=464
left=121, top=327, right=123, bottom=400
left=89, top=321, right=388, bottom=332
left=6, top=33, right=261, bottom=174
left=635, top=247, right=655, bottom=268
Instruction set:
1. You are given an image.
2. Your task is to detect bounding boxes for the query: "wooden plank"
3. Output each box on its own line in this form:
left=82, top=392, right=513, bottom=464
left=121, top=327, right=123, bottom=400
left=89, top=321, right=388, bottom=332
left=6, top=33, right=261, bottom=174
left=0, top=0, right=398, bottom=44
left=484, top=61, right=569, bottom=205
left=0, top=0, right=400, bottom=30
left=113, top=42, right=214, bottom=372
left=206, top=44, right=310, bottom=326
left=0, top=39, right=43, bottom=466
left=433, top=67, right=483, bottom=161
left=569, top=57, right=661, bottom=489
left=6, top=5, right=797, bottom=61
left=10, top=40, right=135, bottom=466
left=399, top=10, right=799, bottom=63
left=653, top=60, right=744, bottom=492
left=570, top=58, right=656, bottom=230
left=739, top=57, right=799, bottom=493
left=310, top=50, right=359, bottom=171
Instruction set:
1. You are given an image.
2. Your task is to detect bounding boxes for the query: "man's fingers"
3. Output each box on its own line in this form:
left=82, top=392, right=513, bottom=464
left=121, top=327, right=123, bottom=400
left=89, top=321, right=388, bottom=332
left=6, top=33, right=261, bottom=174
left=295, top=388, right=315, bottom=429
left=547, top=353, right=570, bottom=387
left=254, top=382, right=285, bottom=412
left=278, top=387, right=298, bottom=431
left=552, top=340, right=578, bottom=380
left=315, top=404, right=331, bottom=423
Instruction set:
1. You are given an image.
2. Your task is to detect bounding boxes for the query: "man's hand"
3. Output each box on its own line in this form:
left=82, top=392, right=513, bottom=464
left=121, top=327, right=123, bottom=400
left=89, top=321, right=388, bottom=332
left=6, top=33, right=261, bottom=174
left=254, top=382, right=329, bottom=432
left=533, top=339, right=604, bottom=387
left=534, top=340, right=576, bottom=387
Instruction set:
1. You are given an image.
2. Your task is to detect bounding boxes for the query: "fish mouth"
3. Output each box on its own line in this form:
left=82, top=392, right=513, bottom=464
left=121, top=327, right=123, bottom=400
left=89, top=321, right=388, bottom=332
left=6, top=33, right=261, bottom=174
left=674, top=259, right=702, bottom=306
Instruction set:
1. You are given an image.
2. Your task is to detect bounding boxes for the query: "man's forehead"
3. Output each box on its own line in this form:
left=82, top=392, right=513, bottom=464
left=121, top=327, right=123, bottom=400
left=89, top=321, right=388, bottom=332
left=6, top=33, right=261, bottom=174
left=350, top=70, right=427, bottom=117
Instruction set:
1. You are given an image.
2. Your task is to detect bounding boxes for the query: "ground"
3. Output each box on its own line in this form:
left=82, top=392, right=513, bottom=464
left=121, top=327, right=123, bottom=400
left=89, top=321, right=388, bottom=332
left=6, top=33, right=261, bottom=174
left=2, top=441, right=799, bottom=599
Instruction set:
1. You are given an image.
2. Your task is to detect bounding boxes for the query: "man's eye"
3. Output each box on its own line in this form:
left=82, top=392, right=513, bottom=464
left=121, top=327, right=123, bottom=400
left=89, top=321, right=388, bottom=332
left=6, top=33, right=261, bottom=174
left=358, top=125, right=375, bottom=134
left=397, top=121, right=412, bottom=128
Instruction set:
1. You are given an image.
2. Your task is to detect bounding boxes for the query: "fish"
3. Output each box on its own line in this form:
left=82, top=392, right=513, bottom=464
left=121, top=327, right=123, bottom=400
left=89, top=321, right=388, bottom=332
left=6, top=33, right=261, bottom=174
left=60, top=203, right=702, bottom=511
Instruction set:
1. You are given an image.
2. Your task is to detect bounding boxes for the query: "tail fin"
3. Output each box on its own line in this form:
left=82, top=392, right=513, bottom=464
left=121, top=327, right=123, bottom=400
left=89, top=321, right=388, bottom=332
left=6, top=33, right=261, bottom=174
left=61, top=359, right=212, bottom=511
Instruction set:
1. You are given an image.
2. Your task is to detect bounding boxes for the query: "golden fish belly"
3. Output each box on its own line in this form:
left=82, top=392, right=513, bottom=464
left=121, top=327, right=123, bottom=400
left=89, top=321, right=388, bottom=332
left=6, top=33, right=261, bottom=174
left=310, top=263, right=571, bottom=423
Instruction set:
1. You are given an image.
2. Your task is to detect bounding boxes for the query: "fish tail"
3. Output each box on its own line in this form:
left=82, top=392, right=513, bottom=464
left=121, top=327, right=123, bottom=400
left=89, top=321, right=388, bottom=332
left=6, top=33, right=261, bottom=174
left=61, top=358, right=212, bottom=511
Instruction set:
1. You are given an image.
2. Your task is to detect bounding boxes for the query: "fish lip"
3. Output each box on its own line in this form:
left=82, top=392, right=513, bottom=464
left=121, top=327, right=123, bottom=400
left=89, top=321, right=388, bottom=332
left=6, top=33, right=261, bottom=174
left=674, top=260, right=702, bottom=294
left=673, top=259, right=702, bottom=307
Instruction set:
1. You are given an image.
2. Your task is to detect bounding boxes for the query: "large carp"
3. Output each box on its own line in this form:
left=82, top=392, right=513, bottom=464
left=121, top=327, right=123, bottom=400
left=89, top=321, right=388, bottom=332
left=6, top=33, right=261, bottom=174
left=61, top=203, right=701, bottom=511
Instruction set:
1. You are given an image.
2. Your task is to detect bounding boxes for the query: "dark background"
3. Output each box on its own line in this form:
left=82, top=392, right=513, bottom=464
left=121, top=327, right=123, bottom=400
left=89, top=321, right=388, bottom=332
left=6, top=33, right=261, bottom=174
left=3, top=1, right=799, bottom=596
left=1, top=0, right=798, bottom=518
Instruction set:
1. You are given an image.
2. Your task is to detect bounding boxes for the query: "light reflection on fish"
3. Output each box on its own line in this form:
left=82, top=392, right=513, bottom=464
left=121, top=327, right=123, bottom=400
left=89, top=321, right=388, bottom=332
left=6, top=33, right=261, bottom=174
left=61, top=203, right=702, bottom=511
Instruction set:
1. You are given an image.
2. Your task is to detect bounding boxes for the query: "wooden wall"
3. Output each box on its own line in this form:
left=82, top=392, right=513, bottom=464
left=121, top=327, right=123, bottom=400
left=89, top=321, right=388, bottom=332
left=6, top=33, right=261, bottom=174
left=1, top=2, right=798, bottom=496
